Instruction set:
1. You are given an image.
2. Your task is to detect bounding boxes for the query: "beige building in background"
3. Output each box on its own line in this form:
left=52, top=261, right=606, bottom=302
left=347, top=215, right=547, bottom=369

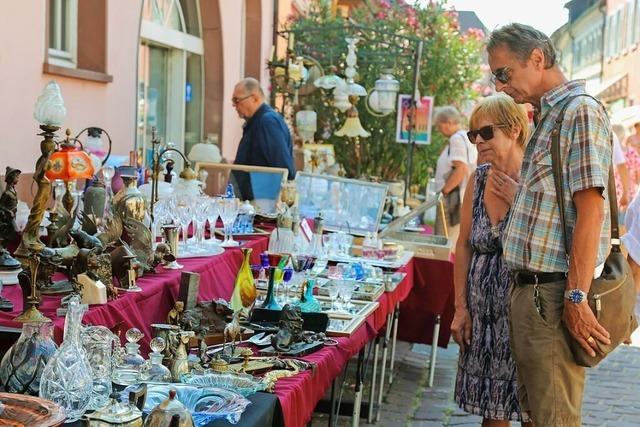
left=0, top=0, right=306, bottom=199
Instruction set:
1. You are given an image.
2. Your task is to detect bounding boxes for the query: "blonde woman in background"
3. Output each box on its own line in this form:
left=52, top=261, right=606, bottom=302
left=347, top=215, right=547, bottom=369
left=451, top=94, right=532, bottom=426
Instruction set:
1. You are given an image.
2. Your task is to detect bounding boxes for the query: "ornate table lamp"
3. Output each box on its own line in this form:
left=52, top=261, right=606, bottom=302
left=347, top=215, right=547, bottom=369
left=13, top=81, right=68, bottom=322
left=45, top=129, right=95, bottom=213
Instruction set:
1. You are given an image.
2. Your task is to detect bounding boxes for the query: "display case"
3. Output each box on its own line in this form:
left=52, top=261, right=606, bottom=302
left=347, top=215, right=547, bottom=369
left=379, top=196, right=452, bottom=260
left=295, top=172, right=388, bottom=236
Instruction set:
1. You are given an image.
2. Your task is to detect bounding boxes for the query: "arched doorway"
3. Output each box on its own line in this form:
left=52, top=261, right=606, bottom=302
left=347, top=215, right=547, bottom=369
left=137, top=0, right=204, bottom=165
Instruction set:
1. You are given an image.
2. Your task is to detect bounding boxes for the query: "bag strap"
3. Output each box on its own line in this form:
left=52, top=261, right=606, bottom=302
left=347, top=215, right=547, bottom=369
left=550, top=94, right=619, bottom=262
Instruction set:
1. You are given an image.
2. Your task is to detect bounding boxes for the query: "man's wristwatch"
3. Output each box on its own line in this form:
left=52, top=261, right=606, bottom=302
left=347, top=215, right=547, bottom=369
left=564, top=289, right=588, bottom=304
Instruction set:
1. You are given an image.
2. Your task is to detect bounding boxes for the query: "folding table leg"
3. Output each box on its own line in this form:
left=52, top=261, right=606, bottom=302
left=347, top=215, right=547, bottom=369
left=388, top=302, right=400, bottom=385
left=428, top=314, right=441, bottom=387
left=375, top=312, right=393, bottom=423
left=328, top=378, right=336, bottom=427
left=352, top=348, right=365, bottom=427
left=368, top=335, right=380, bottom=423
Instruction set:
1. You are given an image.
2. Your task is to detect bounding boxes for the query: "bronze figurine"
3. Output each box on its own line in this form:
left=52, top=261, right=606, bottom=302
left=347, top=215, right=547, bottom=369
left=0, top=167, right=22, bottom=271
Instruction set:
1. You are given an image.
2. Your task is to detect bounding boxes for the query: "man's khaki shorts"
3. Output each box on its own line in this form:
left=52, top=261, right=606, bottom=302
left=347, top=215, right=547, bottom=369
left=509, top=280, right=585, bottom=427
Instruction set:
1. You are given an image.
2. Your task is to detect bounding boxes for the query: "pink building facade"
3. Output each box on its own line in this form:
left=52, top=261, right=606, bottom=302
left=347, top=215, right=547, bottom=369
left=0, top=0, right=299, bottom=193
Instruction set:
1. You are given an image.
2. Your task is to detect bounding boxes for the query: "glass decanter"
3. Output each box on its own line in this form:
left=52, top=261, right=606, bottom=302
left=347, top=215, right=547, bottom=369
left=0, top=320, right=57, bottom=395
left=39, top=295, right=93, bottom=422
left=112, top=328, right=146, bottom=386
left=142, top=337, right=172, bottom=382
left=81, top=325, right=116, bottom=410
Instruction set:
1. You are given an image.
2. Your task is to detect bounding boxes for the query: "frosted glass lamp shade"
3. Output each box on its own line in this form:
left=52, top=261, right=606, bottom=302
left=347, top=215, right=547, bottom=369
left=335, top=117, right=370, bottom=138
left=33, top=81, right=67, bottom=126
left=188, top=142, right=221, bottom=163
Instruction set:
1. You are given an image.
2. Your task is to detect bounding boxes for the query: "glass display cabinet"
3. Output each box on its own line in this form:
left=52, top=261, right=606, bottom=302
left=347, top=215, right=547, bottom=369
left=295, top=172, right=388, bottom=236
left=378, top=196, right=452, bottom=260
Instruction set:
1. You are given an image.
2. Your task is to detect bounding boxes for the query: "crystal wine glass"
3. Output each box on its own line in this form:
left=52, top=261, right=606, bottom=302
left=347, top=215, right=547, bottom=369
left=206, top=197, right=222, bottom=245
left=220, top=198, right=240, bottom=247
left=193, top=196, right=211, bottom=250
left=175, top=196, right=194, bottom=252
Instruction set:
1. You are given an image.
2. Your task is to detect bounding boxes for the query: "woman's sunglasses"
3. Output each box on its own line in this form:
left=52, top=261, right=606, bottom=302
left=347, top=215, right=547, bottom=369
left=467, top=124, right=509, bottom=144
left=490, top=66, right=512, bottom=85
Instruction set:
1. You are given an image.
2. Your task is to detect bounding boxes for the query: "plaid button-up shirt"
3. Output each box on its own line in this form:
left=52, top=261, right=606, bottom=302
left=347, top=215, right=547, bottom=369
left=503, top=80, right=612, bottom=273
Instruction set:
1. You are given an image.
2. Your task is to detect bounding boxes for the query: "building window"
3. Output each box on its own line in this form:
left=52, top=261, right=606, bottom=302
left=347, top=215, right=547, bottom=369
left=48, top=0, right=78, bottom=67
left=138, top=0, right=204, bottom=164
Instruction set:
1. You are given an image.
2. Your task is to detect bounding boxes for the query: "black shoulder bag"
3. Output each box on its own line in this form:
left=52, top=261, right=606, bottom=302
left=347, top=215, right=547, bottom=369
left=551, top=94, right=638, bottom=367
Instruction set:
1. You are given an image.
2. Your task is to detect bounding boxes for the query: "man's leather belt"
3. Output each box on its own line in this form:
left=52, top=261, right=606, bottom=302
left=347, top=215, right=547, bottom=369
left=512, top=270, right=567, bottom=285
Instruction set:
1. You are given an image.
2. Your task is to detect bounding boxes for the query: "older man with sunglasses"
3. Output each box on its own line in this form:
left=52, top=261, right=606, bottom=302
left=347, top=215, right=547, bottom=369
left=232, top=78, right=296, bottom=200
left=487, top=24, right=612, bottom=426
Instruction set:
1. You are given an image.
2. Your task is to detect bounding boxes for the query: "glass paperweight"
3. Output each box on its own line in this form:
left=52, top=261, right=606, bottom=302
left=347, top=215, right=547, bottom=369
left=142, top=337, right=172, bottom=382
left=112, top=328, right=146, bottom=386
left=122, top=383, right=251, bottom=425
left=39, top=295, right=93, bottom=422
left=81, top=325, right=117, bottom=410
left=0, top=320, right=58, bottom=395
left=181, top=372, right=267, bottom=397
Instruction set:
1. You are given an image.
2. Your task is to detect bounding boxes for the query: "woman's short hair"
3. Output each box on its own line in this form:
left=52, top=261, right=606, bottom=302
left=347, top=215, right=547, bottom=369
left=434, top=106, right=462, bottom=125
left=469, top=94, right=530, bottom=147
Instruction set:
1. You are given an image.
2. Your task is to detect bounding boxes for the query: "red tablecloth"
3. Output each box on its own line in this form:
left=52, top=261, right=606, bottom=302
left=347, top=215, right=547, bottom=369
left=0, top=236, right=414, bottom=427
left=397, top=257, right=455, bottom=348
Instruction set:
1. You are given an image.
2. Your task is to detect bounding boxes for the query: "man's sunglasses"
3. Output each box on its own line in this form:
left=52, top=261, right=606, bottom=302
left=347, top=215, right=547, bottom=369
left=467, top=124, right=509, bottom=144
left=490, top=66, right=512, bottom=85
left=231, top=94, right=252, bottom=105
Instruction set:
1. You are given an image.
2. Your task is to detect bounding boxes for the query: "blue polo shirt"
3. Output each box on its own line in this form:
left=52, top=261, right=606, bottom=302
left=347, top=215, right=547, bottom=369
left=234, top=103, right=296, bottom=178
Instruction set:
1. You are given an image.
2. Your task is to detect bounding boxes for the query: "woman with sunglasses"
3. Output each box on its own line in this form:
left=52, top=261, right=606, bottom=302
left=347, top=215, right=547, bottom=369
left=451, top=94, right=532, bottom=426
left=433, top=106, right=478, bottom=249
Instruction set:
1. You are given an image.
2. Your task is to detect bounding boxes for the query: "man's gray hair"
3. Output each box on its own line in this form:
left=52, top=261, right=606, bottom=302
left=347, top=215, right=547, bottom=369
left=238, top=78, right=265, bottom=98
left=488, top=23, right=557, bottom=69
left=434, top=106, right=462, bottom=124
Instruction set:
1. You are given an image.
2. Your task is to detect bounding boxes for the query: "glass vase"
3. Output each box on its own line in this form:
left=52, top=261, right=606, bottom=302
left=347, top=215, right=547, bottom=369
left=0, top=320, right=57, bottom=395
left=261, top=267, right=281, bottom=311
left=297, top=278, right=321, bottom=313
left=81, top=325, right=116, bottom=410
left=39, top=295, right=93, bottom=422
left=230, top=248, right=256, bottom=314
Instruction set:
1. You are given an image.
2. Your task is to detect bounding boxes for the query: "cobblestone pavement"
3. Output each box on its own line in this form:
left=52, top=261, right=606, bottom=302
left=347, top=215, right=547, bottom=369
left=311, top=297, right=640, bottom=426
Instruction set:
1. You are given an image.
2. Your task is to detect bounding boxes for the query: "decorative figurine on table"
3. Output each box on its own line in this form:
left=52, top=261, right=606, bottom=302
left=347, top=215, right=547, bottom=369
left=180, top=299, right=233, bottom=337
left=110, top=241, right=141, bottom=292
left=0, top=167, right=23, bottom=273
left=167, top=301, right=184, bottom=326
left=223, top=311, right=242, bottom=357
left=124, top=217, right=156, bottom=275
left=271, top=304, right=304, bottom=352
left=168, top=330, right=195, bottom=381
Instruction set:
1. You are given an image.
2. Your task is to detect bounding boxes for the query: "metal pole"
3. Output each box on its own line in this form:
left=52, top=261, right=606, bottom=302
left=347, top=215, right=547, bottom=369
left=429, top=314, right=441, bottom=387
left=403, top=40, right=424, bottom=205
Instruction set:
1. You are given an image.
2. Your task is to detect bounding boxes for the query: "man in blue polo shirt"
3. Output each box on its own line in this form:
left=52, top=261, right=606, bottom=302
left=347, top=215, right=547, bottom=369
left=232, top=78, right=295, bottom=201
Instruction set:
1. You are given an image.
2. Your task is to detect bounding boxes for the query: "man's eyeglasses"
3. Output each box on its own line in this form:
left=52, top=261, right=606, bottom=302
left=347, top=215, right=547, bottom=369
left=490, top=66, right=512, bottom=85
left=467, top=124, right=509, bottom=144
left=231, top=94, right=252, bottom=105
